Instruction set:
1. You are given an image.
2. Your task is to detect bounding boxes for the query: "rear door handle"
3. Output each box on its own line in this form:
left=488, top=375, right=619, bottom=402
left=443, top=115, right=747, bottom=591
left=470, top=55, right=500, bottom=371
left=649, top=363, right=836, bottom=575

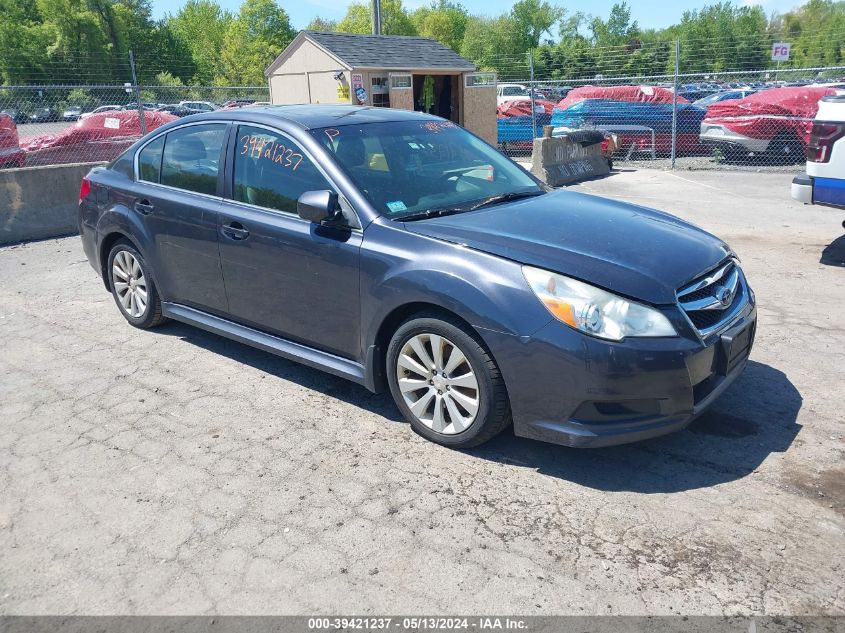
left=134, top=199, right=154, bottom=215
left=221, top=221, right=250, bottom=241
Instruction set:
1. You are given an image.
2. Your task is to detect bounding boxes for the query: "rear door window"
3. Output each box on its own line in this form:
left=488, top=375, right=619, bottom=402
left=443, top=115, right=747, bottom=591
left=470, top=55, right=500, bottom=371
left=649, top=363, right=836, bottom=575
left=231, top=125, right=334, bottom=214
left=160, top=124, right=227, bottom=195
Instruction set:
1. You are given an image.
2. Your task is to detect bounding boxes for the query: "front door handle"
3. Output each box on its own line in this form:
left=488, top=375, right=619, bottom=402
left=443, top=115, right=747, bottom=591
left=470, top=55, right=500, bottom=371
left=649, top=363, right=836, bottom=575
left=134, top=199, right=154, bottom=215
left=221, top=221, right=250, bottom=241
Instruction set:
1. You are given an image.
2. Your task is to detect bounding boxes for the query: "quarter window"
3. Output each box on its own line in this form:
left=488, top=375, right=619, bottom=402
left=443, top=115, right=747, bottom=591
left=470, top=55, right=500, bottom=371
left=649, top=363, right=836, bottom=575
left=160, top=124, right=227, bottom=195
left=232, top=125, right=334, bottom=214
left=137, top=135, right=164, bottom=182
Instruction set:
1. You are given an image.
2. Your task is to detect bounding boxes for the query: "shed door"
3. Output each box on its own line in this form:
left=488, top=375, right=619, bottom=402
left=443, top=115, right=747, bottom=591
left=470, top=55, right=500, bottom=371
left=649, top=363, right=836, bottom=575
left=462, top=72, right=497, bottom=145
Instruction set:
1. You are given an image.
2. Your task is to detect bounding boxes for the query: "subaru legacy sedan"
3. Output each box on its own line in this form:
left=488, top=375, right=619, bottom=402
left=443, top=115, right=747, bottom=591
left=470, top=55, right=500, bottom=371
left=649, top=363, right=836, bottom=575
left=79, top=105, right=756, bottom=448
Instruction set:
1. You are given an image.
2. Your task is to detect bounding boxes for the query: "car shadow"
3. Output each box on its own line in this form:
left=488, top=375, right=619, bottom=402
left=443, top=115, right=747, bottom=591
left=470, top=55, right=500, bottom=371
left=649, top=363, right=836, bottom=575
left=154, top=324, right=801, bottom=493
left=820, top=233, right=845, bottom=267
left=467, top=360, right=802, bottom=493
left=157, top=321, right=404, bottom=423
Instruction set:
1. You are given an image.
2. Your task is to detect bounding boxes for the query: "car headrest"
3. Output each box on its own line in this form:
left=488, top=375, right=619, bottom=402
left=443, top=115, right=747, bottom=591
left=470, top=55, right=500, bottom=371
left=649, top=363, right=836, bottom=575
left=170, top=136, right=208, bottom=163
left=335, top=136, right=365, bottom=167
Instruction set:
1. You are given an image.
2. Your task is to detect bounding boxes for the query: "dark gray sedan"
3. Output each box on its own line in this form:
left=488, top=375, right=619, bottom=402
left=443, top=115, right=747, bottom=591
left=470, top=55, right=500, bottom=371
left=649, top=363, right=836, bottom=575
left=78, top=105, right=756, bottom=448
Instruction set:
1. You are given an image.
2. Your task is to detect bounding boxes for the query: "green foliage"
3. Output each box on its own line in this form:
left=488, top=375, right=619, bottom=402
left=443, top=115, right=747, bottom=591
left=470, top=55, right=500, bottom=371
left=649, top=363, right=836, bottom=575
left=337, top=0, right=417, bottom=36
left=412, top=1, right=468, bottom=52
left=216, top=0, right=295, bottom=85
left=1, top=0, right=845, bottom=91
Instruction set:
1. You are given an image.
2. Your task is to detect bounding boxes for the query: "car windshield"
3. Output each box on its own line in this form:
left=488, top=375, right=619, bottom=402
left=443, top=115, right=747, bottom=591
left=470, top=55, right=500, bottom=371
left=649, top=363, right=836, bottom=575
left=309, top=120, right=543, bottom=220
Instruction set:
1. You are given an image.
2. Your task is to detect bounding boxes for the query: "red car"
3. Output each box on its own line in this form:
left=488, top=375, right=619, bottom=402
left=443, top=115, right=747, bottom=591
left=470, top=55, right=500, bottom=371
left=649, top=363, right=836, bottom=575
left=700, top=86, right=840, bottom=161
left=20, top=110, right=177, bottom=167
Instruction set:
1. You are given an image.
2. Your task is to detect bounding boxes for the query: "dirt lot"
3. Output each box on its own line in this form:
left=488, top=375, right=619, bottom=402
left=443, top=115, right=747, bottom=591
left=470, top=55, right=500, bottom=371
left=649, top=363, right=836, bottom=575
left=0, top=169, right=843, bottom=615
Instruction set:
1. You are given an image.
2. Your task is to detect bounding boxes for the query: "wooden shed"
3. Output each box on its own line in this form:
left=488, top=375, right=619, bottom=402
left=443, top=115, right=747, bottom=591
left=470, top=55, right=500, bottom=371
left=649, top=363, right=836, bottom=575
left=264, top=30, right=497, bottom=144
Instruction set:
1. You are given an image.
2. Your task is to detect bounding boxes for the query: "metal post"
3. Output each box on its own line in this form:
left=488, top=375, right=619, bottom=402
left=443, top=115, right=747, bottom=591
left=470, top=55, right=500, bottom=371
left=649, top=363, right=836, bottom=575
left=372, top=0, right=381, bottom=35
left=129, top=50, right=146, bottom=135
left=528, top=51, right=537, bottom=141
left=670, top=39, right=680, bottom=169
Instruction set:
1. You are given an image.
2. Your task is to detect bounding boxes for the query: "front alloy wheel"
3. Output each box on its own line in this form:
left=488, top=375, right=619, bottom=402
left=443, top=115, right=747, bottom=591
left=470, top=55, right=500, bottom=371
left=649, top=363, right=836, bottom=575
left=386, top=313, right=511, bottom=448
left=396, top=333, right=480, bottom=435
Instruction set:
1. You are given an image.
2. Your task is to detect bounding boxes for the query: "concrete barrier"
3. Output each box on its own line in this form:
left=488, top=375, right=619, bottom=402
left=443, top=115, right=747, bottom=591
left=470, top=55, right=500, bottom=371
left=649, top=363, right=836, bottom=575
left=530, top=135, right=610, bottom=187
left=0, top=162, right=102, bottom=245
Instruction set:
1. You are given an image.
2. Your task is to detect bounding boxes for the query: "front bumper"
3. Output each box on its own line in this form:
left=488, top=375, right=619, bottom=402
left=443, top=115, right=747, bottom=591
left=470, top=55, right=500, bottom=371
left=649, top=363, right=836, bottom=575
left=484, top=302, right=757, bottom=448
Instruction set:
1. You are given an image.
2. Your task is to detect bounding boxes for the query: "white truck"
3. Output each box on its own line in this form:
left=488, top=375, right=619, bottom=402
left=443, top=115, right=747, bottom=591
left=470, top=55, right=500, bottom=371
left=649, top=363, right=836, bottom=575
left=792, top=94, right=845, bottom=222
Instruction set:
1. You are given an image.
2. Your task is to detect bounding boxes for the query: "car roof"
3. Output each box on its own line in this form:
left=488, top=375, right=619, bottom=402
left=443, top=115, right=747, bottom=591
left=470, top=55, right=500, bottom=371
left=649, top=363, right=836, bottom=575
left=181, top=104, right=442, bottom=129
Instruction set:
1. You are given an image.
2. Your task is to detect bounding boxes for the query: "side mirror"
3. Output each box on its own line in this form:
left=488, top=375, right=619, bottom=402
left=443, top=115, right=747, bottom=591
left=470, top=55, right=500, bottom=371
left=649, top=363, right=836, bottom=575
left=297, top=190, right=339, bottom=224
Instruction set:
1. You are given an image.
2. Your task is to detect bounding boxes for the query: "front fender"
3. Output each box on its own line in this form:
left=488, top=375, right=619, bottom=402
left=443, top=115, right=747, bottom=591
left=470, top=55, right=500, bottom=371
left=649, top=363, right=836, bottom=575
left=360, top=221, right=552, bottom=352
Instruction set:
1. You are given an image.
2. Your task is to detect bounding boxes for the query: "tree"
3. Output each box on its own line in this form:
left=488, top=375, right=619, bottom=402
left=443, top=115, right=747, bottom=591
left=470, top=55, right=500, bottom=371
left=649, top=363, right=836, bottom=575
left=217, top=0, right=295, bottom=85
left=511, top=0, right=565, bottom=50
left=307, top=16, right=338, bottom=31
left=166, top=0, right=233, bottom=83
left=461, top=15, right=526, bottom=79
left=411, top=1, right=468, bottom=52
left=337, top=0, right=416, bottom=36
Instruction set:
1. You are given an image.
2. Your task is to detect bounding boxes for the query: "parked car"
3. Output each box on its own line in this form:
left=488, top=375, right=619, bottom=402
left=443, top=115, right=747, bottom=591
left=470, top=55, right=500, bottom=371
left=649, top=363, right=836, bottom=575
left=1, top=108, right=30, bottom=124
left=0, top=113, right=26, bottom=168
left=29, top=107, right=57, bottom=123
left=693, top=90, right=756, bottom=108
left=792, top=94, right=845, bottom=215
left=21, top=110, right=177, bottom=167
left=551, top=85, right=710, bottom=156
left=62, top=105, right=83, bottom=121
left=79, top=105, right=756, bottom=449
left=496, top=83, right=530, bottom=105
left=497, top=98, right=555, bottom=153
left=701, top=86, right=841, bottom=162
left=221, top=99, right=257, bottom=109
left=178, top=100, right=216, bottom=112
left=80, top=105, right=123, bottom=120
left=156, top=104, right=200, bottom=117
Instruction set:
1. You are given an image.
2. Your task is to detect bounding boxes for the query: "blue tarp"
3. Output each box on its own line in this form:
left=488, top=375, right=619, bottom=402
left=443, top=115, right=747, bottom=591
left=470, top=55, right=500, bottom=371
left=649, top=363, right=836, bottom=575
left=497, top=113, right=552, bottom=144
left=550, top=99, right=706, bottom=135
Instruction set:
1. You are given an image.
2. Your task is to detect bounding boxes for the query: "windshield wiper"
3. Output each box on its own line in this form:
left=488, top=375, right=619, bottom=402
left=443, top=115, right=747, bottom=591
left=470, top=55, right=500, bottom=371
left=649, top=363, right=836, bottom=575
left=399, top=207, right=466, bottom=222
left=468, top=190, right=545, bottom=211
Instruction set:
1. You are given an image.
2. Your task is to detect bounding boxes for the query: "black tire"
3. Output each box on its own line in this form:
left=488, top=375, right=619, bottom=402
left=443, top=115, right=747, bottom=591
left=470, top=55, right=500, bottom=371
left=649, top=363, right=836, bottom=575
left=768, top=133, right=804, bottom=165
left=106, top=239, right=166, bottom=329
left=386, top=311, right=511, bottom=448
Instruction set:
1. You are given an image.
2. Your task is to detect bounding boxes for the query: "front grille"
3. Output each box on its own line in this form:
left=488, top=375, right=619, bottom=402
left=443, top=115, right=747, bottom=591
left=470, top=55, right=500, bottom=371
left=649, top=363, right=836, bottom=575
left=677, top=260, right=747, bottom=336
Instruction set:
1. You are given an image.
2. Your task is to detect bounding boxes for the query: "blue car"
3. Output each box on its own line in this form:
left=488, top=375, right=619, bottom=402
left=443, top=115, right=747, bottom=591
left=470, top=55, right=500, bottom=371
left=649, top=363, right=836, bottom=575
left=79, top=105, right=756, bottom=448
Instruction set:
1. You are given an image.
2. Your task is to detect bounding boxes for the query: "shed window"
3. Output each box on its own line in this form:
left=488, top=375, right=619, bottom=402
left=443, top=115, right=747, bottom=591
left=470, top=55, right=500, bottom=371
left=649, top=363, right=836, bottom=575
left=465, top=73, right=496, bottom=88
left=390, top=74, right=412, bottom=90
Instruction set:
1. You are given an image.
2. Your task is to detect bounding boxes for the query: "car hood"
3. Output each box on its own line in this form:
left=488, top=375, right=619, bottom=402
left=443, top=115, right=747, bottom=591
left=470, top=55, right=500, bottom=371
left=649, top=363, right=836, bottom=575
left=401, top=189, right=732, bottom=305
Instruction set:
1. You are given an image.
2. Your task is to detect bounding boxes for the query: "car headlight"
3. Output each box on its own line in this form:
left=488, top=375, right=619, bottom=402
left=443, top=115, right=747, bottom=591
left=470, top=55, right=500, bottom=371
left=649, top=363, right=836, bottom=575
left=522, top=265, right=677, bottom=341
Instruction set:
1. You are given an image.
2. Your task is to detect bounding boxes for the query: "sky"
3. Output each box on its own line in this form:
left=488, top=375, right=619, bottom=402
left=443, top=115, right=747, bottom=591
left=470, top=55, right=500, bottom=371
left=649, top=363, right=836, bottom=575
left=150, top=0, right=806, bottom=31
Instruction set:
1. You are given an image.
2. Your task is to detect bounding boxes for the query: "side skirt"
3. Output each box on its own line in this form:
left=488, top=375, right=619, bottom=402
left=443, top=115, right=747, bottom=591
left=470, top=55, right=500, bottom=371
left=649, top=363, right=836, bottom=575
left=161, top=302, right=367, bottom=387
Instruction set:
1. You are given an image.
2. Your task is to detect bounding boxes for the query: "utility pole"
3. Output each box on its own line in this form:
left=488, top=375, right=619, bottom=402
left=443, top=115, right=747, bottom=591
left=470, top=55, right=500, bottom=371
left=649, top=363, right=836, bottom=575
left=528, top=51, right=537, bottom=140
left=128, top=50, right=146, bottom=135
left=372, top=0, right=382, bottom=35
left=670, top=39, right=680, bottom=169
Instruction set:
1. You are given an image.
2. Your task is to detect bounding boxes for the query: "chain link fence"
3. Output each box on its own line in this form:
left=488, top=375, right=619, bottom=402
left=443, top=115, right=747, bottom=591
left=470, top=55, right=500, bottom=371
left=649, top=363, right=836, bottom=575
left=1, top=83, right=268, bottom=168
left=494, top=36, right=845, bottom=170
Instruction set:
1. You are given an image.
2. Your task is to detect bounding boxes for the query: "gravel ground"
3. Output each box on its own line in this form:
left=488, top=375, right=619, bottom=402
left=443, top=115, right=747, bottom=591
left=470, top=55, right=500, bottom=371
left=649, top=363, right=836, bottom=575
left=0, top=169, right=843, bottom=615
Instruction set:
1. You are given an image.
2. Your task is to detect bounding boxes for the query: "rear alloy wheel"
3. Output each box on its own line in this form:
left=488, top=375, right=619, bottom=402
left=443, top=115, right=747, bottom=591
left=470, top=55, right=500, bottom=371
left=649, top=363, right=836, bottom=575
left=107, top=240, right=165, bottom=329
left=768, top=134, right=804, bottom=164
left=386, top=314, right=511, bottom=448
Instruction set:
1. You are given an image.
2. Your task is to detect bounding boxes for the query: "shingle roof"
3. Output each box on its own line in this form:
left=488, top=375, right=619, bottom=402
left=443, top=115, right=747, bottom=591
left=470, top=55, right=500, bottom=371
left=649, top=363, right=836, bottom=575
left=303, top=31, right=476, bottom=71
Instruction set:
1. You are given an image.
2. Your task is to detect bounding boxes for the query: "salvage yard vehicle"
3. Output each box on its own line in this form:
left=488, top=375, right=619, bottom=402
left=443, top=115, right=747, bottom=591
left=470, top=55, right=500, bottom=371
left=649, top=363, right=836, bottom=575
left=701, top=86, right=840, bottom=162
left=792, top=94, right=845, bottom=214
left=0, top=113, right=26, bottom=168
left=22, top=110, right=177, bottom=167
left=79, top=105, right=756, bottom=449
